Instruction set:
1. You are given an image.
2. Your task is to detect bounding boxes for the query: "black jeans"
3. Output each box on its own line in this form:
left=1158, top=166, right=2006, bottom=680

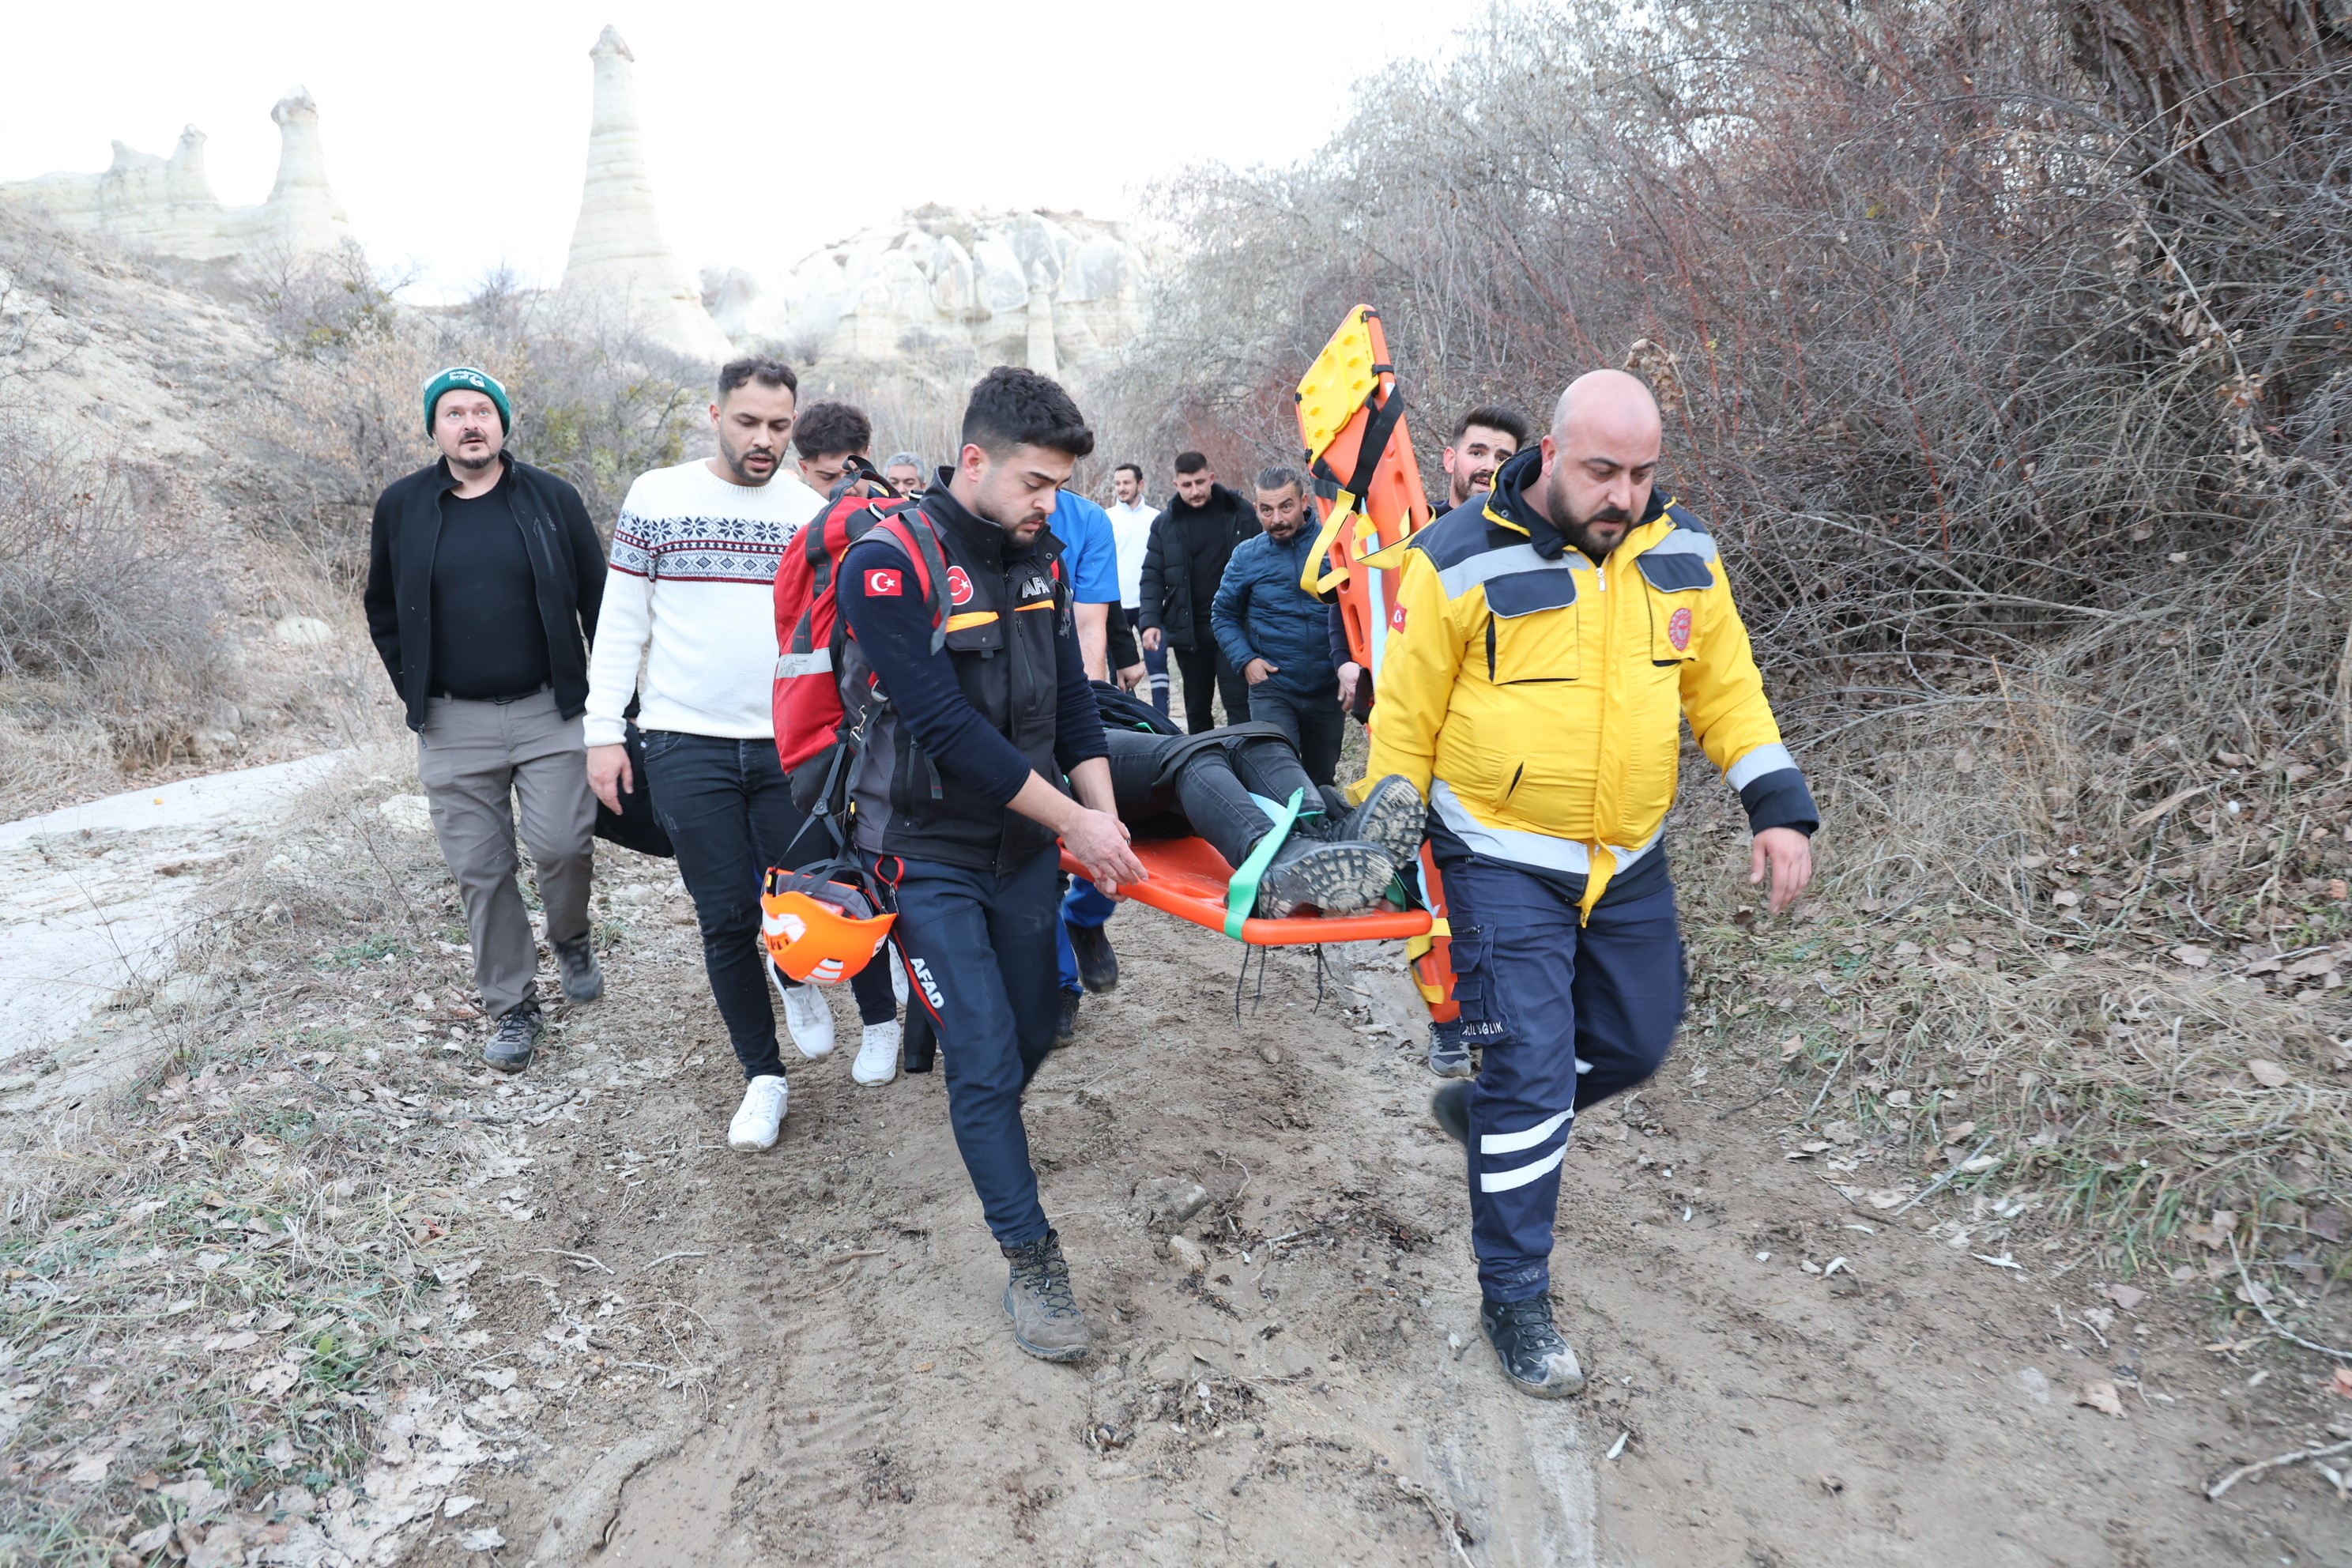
left=1170, top=643, right=1251, bottom=733
left=1243, top=683, right=1345, bottom=786
left=641, top=731, right=895, bottom=1080
left=1103, top=729, right=1325, bottom=870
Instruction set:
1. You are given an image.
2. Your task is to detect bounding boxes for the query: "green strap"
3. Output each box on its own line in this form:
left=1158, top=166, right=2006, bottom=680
left=1224, top=787, right=1305, bottom=940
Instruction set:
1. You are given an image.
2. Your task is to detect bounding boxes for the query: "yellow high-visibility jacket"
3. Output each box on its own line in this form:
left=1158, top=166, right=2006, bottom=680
left=1366, top=449, right=1815, bottom=916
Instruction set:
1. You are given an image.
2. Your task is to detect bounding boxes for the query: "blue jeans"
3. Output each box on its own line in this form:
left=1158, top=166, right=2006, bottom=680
left=1441, top=857, right=1684, bottom=1302
left=641, top=731, right=895, bottom=1080
left=1056, top=877, right=1118, bottom=995
left=873, top=846, right=1063, bottom=1246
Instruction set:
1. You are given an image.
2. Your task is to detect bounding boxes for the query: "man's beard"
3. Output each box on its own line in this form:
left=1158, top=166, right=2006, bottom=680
left=719, top=433, right=778, bottom=485
left=450, top=434, right=498, bottom=473
left=1544, top=464, right=1632, bottom=559
left=1452, top=468, right=1494, bottom=507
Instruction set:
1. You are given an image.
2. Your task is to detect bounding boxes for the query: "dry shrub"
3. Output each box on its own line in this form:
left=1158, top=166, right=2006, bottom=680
left=0, top=418, right=237, bottom=770
left=243, top=259, right=708, bottom=568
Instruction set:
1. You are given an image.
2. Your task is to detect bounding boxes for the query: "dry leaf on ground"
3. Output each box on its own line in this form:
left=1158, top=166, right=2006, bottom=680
left=2075, top=1381, right=2125, bottom=1417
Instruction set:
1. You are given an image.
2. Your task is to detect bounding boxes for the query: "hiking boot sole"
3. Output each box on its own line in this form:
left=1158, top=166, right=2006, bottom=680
left=1348, top=775, right=1426, bottom=871
left=1259, top=841, right=1393, bottom=917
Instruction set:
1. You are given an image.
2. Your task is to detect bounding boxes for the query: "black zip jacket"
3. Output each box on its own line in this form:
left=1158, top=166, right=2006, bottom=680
left=1136, top=484, right=1260, bottom=651
left=364, top=454, right=605, bottom=731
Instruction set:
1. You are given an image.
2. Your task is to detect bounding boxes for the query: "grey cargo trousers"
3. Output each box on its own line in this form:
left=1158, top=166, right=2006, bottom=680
left=415, top=691, right=596, bottom=1017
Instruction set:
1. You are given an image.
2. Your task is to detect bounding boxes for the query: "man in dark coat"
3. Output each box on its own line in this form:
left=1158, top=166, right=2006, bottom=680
left=1136, top=450, right=1258, bottom=733
left=363, top=367, right=607, bottom=1073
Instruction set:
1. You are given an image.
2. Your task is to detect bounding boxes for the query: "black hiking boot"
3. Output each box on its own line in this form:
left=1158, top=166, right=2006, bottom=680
left=1054, top=991, right=1081, bottom=1050
left=1431, top=1080, right=1471, bottom=1148
left=1343, top=774, right=1426, bottom=873
left=484, top=1001, right=544, bottom=1074
left=1427, top=1016, right=1474, bottom=1079
left=1256, top=836, right=1394, bottom=918
left=1067, top=921, right=1118, bottom=993
left=553, top=936, right=603, bottom=1002
left=1002, top=1229, right=1092, bottom=1362
left=1480, top=1295, right=1585, bottom=1398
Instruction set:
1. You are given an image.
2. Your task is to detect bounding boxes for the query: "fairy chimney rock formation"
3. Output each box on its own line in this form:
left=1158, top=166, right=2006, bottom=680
left=559, top=25, right=734, bottom=362
left=0, top=89, right=352, bottom=261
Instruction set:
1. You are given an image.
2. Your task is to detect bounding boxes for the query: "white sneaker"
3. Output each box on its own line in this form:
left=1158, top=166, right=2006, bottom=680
left=853, top=1020, right=901, bottom=1086
left=888, top=946, right=909, bottom=1008
left=728, top=1075, right=789, bottom=1151
left=771, top=964, right=836, bottom=1058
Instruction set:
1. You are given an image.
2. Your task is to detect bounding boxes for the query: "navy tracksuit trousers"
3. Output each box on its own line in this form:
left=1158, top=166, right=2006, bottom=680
left=1442, top=856, right=1686, bottom=1302
left=873, top=846, right=1063, bottom=1248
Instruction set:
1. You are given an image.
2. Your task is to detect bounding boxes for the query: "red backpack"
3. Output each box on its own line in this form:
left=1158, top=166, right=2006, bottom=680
left=771, top=491, right=952, bottom=776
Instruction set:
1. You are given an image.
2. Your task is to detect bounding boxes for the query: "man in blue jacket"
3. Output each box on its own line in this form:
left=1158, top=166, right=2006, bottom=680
left=1211, top=467, right=1344, bottom=785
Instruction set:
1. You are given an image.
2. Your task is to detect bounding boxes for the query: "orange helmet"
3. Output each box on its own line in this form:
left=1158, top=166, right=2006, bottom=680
left=760, top=866, right=895, bottom=985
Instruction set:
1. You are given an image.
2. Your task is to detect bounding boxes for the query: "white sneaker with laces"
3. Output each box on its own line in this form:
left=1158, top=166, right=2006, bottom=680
left=772, top=965, right=837, bottom=1058
left=853, top=1020, right=901, bottom=1086
left=728, top=1074, right=790, bottom=1151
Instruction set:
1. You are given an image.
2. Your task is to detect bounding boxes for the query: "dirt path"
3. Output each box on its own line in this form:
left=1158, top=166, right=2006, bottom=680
left=377, top=861, right=2337, bottom=1566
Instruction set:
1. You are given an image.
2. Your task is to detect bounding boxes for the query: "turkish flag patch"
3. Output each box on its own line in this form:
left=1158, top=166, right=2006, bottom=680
left=865, top=567, right=903, bottom=597
left=1389, top=601, right=1408, bottom=631
left=1668, top=606, right=1693, bottom=651
left=947, top=565, right=974, bottom=606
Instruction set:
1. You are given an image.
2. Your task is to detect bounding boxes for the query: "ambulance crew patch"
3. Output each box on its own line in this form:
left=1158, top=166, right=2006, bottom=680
left=947, top=566, right=974, bottom=606
left=1668, top=606, right=1693, bottom=652
left=865, top=568, right=903, bottom=597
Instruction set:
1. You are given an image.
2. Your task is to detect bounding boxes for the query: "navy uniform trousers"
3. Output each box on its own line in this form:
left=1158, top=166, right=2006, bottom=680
left=1442, top=854, right=1686, bottom=1302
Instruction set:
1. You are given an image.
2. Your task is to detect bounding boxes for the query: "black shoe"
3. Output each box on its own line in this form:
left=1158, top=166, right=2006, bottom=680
left=553, top=936, right=603, bottom=1002
left=1344, top=775, right=1425, bottom=873
left=1067, top=921, right=1118, bottom=993
left=485, top=1001, right=544, bottom=1073
left=1427, top=1017, right=1474, bottom=1079
left=1256, top=836, right=1394, bottom=918
left=1001, top=1229, right=1092, bottom=1362
left=1480, top=1295, right=1585, bottom=1397
left=1054, top=991, right=1081, bottom=1050
left=1431, top=1080, right=1470, bottom=1148
left=903, top=1008, right=937, bottom=1074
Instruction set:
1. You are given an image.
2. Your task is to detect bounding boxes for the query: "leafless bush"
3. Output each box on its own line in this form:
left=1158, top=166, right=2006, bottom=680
left=0, top=418, right=236, bottom=767
left=244, top=264, right=707, bottom=567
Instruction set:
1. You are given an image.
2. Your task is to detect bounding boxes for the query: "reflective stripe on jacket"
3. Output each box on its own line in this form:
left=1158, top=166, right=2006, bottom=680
left=1364, top=446, right=1815, bottom=916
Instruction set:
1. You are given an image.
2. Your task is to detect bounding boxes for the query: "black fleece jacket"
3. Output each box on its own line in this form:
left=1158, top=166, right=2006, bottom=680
left=364, top=454, right=605, bottom=731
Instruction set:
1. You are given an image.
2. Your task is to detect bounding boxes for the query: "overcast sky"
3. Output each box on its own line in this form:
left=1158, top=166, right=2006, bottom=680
left=6, top=0, right=1487, bottom=298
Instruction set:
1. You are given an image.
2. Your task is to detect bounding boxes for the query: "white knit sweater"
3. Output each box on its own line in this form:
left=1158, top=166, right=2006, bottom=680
left=582, top=460, right=824, bottom=747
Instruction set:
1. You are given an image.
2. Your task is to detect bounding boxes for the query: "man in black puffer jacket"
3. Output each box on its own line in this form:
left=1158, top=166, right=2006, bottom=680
left=1136, top=450, right=1259, bottom=733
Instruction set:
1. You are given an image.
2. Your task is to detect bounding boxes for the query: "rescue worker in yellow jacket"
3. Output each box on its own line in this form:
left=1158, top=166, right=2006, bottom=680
left=1367, top=369, right=1815, bottom=1397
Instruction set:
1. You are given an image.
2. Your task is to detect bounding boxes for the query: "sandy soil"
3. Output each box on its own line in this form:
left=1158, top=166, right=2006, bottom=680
left=371, top=868, right=2342, bottom=1567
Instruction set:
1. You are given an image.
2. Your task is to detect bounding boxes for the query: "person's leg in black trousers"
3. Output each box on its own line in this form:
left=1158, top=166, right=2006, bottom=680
left=1214, top=651, right=1253, bottom=726
left=1171, top=644, right=1219, bottom=734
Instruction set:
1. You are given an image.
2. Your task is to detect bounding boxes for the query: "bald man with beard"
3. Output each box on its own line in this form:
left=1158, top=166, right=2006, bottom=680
left=1365, top=370, right=1818, bottom=1396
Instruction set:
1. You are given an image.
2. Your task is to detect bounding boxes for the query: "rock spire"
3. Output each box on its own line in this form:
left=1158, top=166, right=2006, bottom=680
left=558, top=25, right=733, bottom=362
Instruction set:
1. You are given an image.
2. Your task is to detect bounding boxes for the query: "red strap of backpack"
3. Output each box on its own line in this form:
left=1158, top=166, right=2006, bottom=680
left=872, top=506, right=952, bottom=655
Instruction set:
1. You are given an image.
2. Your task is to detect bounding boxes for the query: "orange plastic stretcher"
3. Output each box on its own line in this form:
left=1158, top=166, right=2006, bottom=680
left=1059, top=841, right=1430, bottom=948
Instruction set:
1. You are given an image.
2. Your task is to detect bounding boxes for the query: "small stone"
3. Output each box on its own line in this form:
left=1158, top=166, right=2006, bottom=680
left=1166, top=1235, right=1208, bottom=1275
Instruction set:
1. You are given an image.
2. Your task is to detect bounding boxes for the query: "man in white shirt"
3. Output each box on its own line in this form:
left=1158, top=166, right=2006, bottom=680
left=584, top=358, right=903, bottom=1154
left=1104, top=462, right=1167, bottom=716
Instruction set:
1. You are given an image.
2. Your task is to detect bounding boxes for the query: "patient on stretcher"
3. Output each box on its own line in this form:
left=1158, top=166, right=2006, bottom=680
left=1091, top=683, right=1423, bottom=918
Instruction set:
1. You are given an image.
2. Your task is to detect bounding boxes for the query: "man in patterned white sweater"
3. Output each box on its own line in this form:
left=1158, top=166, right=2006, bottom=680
left=585, top=357, right=902, bottom=1153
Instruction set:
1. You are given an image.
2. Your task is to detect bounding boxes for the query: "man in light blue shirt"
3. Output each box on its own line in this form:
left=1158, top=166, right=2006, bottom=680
left=1050, top=488, right=1134, bottom=1045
